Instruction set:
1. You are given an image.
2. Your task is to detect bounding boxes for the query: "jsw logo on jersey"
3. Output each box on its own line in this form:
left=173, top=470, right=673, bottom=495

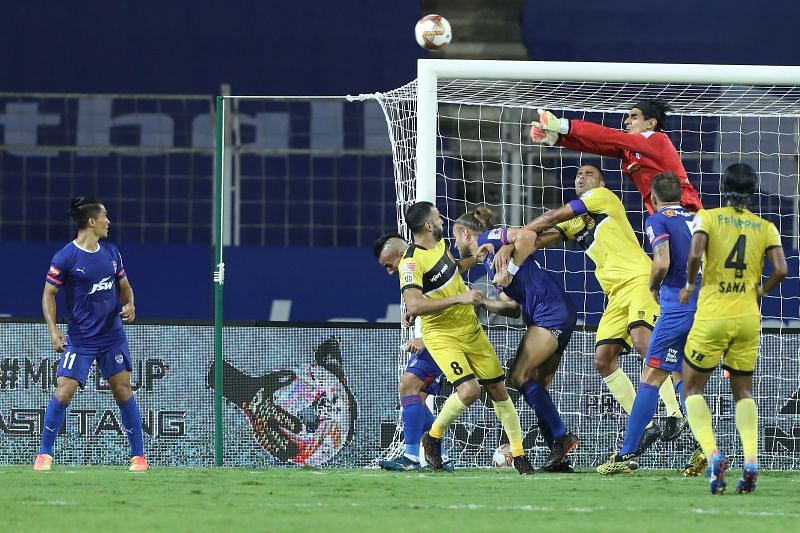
left=88, top=276, right=114, bottom=295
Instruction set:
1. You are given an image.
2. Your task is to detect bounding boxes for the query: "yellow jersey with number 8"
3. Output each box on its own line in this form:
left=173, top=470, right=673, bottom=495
left=692, top=206, right=782, bottom=320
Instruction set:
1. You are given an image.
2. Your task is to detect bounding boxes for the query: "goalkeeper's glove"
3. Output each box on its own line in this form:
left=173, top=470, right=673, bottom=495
left=529, top=121, right=558, bottom=145
left=537, top=108, right=570, bottom=134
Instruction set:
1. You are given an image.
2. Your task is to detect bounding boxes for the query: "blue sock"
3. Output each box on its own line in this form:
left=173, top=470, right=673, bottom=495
left=401, top=395, right=424, bottom=459
left=620, top=382, right=660, bottom=456
left=675, top=380, right=686, bottom=415
left=520, top=380, right=566, bottom=440
left=420, top=403, right=447, bottom=458
left=536, top=408, right=554, bottom=448
left=118, top=396, right=144, bottom=457
left=422, top=403, right=435, bottom=433
left=39, top=397, right=68, bottom=455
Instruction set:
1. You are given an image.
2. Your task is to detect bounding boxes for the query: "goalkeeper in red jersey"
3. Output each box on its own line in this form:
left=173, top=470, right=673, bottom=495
left=530, top=99, right=703, bottom=214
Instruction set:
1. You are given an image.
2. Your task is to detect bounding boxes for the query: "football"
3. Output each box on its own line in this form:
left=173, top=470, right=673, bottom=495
left=414, top=14, right=452, bottom=50
left=491, top=443, right=513, bottom=467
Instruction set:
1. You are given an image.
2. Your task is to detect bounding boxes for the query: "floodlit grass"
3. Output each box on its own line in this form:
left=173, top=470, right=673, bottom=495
left=2, top=466, right=799, bottom=532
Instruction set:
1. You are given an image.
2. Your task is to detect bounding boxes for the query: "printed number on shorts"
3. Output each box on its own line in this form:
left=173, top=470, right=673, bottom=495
left=62, top=351, right=77, bottom=370
left=450, top=362, right=463, bottom=376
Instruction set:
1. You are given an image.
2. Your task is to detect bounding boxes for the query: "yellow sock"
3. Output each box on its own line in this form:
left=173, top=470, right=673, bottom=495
left=429, top=393, right=466, bottom=439
left=659, top=375, right=682, bottom=417
left=493, top=398, right=524, bottom=456
left=685, top=394, right=718, bottom=458
left=603, top=368, right=636, bottom=414
left=736, top=398, right=759, bottom=464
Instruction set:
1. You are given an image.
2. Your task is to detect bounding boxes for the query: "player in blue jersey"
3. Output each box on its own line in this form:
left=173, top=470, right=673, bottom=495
left=373, top=233, right=454, bottom=471
left=596, top=173, right=699, bottom=475
left=34, top=197, right=147, bottom=472
left=452, top=207, right=580, bottom=471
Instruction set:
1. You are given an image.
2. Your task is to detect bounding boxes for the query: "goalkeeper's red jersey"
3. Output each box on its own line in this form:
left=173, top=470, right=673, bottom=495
left=557, top=120, right=703, bottom=214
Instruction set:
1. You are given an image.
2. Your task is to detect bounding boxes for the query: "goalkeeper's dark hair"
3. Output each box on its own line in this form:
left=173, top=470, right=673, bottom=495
left=405, top=201, right=436, bottom=234
left=634, top=98, right=673, bottom=131
left=651, top=172, right=682, bottom=204
left=454, top=207, right=495, bottom=233
left=69, top=196, right=104, bottom=229
left=372, top=233, right=406, bottom=259
left=722, top=163, right=757, bottom=212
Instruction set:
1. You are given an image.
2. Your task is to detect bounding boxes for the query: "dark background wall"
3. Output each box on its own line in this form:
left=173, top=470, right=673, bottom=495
left=1, top=1, right=797, bottom=321
left=0, top=0, right=426, bottom=95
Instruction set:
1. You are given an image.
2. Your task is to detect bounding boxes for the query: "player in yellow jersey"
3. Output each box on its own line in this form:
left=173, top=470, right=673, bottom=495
left=399, top=201, right=535, bottom=474
left=493, top=165, right=686, bottom=453
left=679, top=163, right=787, bottom=495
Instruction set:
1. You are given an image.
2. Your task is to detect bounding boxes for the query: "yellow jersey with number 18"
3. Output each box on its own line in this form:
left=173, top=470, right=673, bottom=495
left=398, top=239, right=478, bottom=337
left=692, top=206, right=782, bottom=320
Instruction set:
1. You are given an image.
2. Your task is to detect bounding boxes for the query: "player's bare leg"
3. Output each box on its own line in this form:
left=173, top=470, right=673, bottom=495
left=509, top=327, right=578, bottom=471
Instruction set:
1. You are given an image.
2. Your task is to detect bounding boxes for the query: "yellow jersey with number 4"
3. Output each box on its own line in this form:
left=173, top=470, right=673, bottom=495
left=692, top=206, right=782, bottom=320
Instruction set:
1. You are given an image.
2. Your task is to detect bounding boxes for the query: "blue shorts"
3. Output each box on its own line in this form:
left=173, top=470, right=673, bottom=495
left=645, top=304, right=694, bottom=373
left=548, top=326, right=574, bottom=353
left=524, top=319, right=575, bottom=354
left=405, top=348, right=444, bottom=396
left=57, top=339, right=132, bottom=388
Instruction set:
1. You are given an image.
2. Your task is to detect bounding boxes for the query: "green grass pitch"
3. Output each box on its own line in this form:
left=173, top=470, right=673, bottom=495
left=3, top=466, right=799, bottom=532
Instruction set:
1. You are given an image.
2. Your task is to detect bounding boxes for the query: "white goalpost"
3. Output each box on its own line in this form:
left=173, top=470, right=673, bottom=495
left=371, top=60, right=800, bottom=469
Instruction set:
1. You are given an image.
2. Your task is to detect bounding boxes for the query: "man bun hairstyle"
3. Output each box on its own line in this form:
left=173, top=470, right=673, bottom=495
left=405, top=201, right=435, bottom=234
left=723, top=163, right=757, bottom=211
left=651, top=172, right=682, bottom=204
left=634, top=98, right=673, bottom=131
left=454, top=206, right=495, bottom=233
left=373, top=233, right=405, bottom=259
left=69, top=196, right=103, bottom=229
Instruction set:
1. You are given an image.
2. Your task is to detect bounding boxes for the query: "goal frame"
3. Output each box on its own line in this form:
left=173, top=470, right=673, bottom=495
left=415, top=59, right=800, bottom=203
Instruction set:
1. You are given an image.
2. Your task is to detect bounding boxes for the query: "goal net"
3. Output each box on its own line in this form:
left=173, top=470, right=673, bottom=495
left=373, top=61, right=800, bottom=470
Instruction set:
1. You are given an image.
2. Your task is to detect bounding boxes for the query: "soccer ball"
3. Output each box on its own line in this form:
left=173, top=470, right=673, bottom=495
left=414, top=14, right=452, bottom=50
left=491, top=444, right=513, bottom=468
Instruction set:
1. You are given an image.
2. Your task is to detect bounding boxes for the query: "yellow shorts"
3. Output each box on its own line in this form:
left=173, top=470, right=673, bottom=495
left=596, top=278, right=659, bottom=349
left=423, top=325, right=504, bottom=386
left=684, top=314, right=760, bottom=374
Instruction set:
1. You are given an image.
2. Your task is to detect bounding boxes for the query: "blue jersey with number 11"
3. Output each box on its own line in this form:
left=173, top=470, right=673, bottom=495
left=46, top=241, right=128, bottom=349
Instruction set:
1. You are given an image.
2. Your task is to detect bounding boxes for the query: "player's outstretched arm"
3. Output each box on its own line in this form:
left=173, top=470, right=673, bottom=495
left=679, top=232, right=707, bottom=304
left=760, top=246, right=788, bottom=296
left=493, top=205, right=574, bottom=272
left=492, top=228, right=564, bottom=275
left=564, top=120, right=666, bottom=157
left=42, top=283, right=66, bottom=353
left=118, top=277, right=136, bottom=323
left=533, top=109, right=674, bottom=161
left=480, top=292, right=521, bottom=318
left=649, top=240, right=671, bottom=302
left=402, top=287, right=482, bottom=317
